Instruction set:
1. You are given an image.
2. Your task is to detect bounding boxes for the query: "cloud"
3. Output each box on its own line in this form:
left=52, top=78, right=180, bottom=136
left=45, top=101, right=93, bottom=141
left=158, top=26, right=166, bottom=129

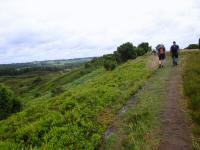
left=0, top=0, right=199, bottom=63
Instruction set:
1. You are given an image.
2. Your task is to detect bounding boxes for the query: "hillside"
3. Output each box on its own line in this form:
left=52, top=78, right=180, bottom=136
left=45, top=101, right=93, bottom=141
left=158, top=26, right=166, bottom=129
left=0, top=50, right=200, bottom=150
left=0, top=53, right=157, bottom=149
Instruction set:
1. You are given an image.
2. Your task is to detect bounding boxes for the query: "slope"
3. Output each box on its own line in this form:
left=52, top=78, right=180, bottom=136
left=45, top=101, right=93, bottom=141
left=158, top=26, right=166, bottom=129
left=0, top=54, right=157, bottom=150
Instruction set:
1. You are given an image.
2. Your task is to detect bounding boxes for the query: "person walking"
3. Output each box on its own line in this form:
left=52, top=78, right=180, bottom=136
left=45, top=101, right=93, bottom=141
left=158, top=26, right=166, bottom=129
left=170, top=41, right=179, bottom=66
left=156, top=44, right=166, bottom=68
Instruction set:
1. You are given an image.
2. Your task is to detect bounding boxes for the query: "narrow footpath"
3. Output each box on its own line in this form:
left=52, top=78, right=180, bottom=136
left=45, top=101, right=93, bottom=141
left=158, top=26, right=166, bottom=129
left=99, top=55, right=192, bottom=150
left=157, top=60, right=192, bottom=150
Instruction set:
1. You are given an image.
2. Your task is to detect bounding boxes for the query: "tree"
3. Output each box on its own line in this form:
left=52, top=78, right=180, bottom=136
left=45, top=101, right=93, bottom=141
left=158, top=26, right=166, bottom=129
left=104, top=60, right=117, bottom=71
left=137, top=42, right=152, bottom=53
left=135, top=47, right=146, bottom=56
left=185, top=44, right=199, bottom=49
left=114, top=42, right=137, bottom=63
left=0, top=84, right=21, bottom=120
left=199, top=38, right=200, bottom=50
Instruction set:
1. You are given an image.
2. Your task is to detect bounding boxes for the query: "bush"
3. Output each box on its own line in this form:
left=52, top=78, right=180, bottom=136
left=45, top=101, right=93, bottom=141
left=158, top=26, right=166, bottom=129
left=104, top=60, right=117, bottom=71
left=85, top=42, right=152, bottom=69
left=0, top=84, right=21, bottom=120
left=137, top=42, right=152, bottom=53
left=114, top=42, right=137, bottom=63
left=185, top=44, right=199, bottom=49
left=136, top=47, right=146, bottom=56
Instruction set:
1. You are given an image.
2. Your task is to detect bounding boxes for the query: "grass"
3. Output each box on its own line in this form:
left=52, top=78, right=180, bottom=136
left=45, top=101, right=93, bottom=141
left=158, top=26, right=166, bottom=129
left=0, top=54, right=156, bottom=150
left=183, top=50, right=200, bottom=150
left=103, top=55, right=173, bottom=150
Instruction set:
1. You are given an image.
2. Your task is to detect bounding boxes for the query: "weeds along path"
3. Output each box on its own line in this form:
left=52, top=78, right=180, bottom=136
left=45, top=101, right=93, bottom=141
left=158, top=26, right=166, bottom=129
left=99, top=54, right=192, bottom=150
left=157, top=55, right=192, bottom=150
left=99, top=56, right=171, bottom=150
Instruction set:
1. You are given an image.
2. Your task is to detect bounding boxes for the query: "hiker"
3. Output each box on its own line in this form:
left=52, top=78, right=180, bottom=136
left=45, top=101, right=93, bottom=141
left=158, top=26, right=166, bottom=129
left=156, top=44, right=166, bottom=68
left=170, top=41, right=179, bottom=66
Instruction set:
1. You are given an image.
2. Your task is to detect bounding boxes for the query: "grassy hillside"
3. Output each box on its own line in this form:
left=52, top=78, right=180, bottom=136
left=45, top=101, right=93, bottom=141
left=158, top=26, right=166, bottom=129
left=0, top=54, right=157, bottom=150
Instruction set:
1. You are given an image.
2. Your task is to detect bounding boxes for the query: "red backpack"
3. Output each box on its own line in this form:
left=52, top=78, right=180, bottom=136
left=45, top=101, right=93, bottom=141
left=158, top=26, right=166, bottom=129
left=160, top=48, right=164, bottom=54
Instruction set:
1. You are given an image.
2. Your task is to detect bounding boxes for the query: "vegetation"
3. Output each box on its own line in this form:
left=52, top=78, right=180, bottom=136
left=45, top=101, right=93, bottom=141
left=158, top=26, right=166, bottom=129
left=0, top=84, right=21, bottom=120
left=0, top=58, right=92, bottom=76
left=114, top=42, right=137, bottom=63
left=199, top=38, right=200, bottom=50
left=185, top=44, right=199, bottom=49
left=103, top=60, right=117, bottom=71
left=0, top=41, right=153, bottom=149
left=103, top=55, right=172, bottom=150
left=51, top=86, right=65, bottom=97
left=85, top=42, right=152, bottom=71
left=0, top=54, right=155, bottom=149
left=183, top=51, right=200, bottom=149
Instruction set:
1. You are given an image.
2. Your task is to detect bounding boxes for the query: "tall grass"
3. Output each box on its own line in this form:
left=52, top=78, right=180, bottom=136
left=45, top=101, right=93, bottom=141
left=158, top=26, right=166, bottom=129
left=183, top=51, right=200, bottom=150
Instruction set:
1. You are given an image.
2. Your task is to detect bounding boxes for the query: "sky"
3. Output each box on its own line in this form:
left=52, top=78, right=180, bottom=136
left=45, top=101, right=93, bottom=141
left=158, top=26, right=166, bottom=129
left=0, top=0, right=200, bottom=64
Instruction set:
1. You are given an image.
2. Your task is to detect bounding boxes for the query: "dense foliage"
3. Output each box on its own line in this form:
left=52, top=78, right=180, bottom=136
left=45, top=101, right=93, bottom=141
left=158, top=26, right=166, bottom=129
left=0, top=84, right=21, bottom=120
left=185, top=44, right=199, bottom=49
left=85, top=42, right=152, bottom=71
left=183, top=51, right=200, bottom=149
left=114, top=42, right=137, bottom=62
left=0, top=55, right=155, bottom=149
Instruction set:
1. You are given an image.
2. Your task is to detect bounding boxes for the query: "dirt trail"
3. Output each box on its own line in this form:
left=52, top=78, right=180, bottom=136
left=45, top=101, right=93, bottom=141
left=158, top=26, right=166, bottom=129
left=99, top=55, right=192, bottom=150
left=157, top=66, right=192, bottom=150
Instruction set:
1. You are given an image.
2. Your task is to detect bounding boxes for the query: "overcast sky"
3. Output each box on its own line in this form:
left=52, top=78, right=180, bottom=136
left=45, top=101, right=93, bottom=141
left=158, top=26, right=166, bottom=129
left=0, top=0, right=199, bottom=64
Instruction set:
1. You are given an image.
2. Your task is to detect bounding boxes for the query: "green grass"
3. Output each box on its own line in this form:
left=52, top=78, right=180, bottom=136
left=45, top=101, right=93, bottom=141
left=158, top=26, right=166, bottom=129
left=103, top=56, right=173, bottom=150
left=0, top=68, right=94, bottom=107
left=183, top=51, right=200, bottom=150
left=0, top=55, right=155, bottom=150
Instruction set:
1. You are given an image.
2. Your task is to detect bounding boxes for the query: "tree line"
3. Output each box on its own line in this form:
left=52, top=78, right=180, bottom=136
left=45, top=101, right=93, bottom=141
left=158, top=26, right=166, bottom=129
left=85, top=42, right=152, bottom=70
left=0, top=63, right=84, bottom=76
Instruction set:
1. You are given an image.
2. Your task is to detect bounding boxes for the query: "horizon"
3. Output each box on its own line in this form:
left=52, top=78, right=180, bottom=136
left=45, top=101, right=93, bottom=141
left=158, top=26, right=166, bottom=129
left=0, top=46, right=197, bottom=65
left=0, top=0, right=200, bottom=64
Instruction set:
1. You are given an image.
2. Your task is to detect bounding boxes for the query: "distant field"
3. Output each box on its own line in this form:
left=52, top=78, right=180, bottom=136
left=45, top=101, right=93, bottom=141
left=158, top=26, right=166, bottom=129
left=0, top=57, right=93, bottom=76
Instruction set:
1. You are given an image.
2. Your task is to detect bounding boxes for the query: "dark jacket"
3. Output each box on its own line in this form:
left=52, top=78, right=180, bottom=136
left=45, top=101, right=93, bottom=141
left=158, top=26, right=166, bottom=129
left=170, top=44, right=179, bottom=55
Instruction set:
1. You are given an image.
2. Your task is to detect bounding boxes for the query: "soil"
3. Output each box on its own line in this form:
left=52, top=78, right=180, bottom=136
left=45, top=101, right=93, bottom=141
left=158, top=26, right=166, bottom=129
left=157, top=67, right=192, bottom=150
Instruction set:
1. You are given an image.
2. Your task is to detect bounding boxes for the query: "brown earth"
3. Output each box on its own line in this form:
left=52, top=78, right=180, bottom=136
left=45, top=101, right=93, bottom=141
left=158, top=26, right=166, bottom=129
left=157, top=66, right=192, bottom=150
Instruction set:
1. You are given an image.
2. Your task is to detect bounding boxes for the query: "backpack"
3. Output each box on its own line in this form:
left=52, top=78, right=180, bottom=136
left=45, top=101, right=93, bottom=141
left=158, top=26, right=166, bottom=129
left=159, top=48, right=164, bottom=54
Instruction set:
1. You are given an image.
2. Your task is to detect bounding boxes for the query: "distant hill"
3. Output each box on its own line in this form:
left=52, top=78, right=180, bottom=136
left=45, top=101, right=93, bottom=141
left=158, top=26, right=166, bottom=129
left=0, top=57, right=94, bottom=68
left=0, top=57, right=94, bottom=76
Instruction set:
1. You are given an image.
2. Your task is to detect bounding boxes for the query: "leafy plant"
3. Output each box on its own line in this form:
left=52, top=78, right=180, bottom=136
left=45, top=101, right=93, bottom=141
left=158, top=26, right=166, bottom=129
left=0, top=84, right=21, bottom=120
left=104, top=60, right=117, bottom=71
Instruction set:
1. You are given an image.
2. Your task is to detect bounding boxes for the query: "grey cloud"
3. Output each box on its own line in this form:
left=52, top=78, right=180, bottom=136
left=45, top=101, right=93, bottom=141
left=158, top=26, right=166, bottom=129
left=0, top=0, right=199, bottom=64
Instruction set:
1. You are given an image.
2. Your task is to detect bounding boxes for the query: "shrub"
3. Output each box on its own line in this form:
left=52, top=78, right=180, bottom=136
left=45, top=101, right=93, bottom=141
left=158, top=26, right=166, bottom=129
left=0, top=84, right=21, bottom=120
left=136, top=47, right=146, bottom=56
left=137, top=42, right=152, bottom=53
left=114, top=42, right=137, bottom=63
left=104, top=60, right=117, bottom=71
left=185, top=44, right=199, bottom=49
